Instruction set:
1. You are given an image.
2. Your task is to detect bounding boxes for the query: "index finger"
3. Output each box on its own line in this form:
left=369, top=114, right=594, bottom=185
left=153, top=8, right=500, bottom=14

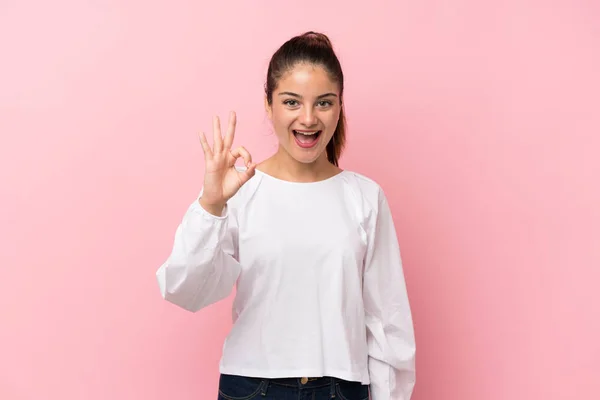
left=223, top=111, right=236, bottom=149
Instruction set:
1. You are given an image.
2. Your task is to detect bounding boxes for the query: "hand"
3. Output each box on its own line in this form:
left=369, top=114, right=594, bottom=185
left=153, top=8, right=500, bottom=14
left=198, top=111, right=256, bottom=215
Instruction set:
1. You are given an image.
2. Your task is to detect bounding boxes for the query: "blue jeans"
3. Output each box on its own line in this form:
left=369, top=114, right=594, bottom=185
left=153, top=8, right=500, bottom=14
left=217, top=374, right=370, bottom=400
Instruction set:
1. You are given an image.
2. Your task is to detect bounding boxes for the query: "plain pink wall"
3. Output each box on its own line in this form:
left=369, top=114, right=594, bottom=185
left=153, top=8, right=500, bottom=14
left=1, top=1, right=599, bottom=399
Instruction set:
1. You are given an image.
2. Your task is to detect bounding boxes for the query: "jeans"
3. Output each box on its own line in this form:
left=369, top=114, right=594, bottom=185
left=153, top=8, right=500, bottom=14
left=217, top=374, right=370, bottom=400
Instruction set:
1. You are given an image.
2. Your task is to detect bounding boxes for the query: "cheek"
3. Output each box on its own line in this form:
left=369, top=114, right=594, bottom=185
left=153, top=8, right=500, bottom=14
left=271, top=118, right=291, bottom=140
left=272, top=110, right=295, bottom=129
left=325, top=111, right=340, bottom=129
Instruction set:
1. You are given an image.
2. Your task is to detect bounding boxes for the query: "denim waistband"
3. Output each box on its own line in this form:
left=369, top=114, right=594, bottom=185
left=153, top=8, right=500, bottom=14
left=266, top=376, right=337, bottom=389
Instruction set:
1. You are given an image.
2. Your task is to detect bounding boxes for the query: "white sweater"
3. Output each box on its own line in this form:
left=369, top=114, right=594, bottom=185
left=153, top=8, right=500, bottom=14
left=156, top=169, right=416, bottom=399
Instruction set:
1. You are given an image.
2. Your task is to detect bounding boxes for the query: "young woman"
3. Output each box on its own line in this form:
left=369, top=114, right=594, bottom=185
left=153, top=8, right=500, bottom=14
left=156, top=32, right=416, bottom=400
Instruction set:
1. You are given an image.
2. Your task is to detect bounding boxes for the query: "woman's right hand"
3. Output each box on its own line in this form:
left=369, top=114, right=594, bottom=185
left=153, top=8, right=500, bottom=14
left=198, top=111, right=256, bottom=215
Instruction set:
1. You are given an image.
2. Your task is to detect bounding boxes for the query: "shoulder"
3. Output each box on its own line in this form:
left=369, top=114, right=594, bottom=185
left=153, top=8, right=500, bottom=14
left=335, top=169, right=393, bottom=228
left=341, top=171, right=399, bottom=237
left=342, top=170, right=382, bottom=190
left=340, top=170, right=387, bottom=206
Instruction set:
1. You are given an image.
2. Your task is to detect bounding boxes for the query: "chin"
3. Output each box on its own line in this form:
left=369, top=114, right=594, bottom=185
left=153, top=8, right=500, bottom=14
left=295, top=156, right=321, bottom=164
left=280, top=145, right=322, bottom=165
left=287, top=151, right=318, bottom=164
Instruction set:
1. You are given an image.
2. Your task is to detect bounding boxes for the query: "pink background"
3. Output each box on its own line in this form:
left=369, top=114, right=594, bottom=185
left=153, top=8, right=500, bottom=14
left=1, top=1, right=599, bottom=399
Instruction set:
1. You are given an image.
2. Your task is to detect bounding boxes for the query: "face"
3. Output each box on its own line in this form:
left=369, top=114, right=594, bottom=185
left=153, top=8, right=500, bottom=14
left=265, top=63, right=341, bottom=165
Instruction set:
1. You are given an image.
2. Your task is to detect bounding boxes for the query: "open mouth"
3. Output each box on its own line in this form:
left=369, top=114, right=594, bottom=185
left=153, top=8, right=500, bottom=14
left=293, top=130, right=322, bottom=148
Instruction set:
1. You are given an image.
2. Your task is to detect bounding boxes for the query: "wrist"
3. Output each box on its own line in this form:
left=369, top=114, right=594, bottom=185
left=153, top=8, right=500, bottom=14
left=198, top=198, right=225, bottom=216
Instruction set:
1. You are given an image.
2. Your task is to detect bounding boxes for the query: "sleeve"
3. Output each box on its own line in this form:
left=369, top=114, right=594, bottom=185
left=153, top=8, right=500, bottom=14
left=155, top=193, right=242, bottom=313
left=363, top=189, right=416, bottom=399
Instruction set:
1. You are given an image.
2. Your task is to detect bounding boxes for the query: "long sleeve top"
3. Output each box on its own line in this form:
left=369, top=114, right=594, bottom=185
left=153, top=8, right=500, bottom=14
left=156, top=168, right=416, bottom=399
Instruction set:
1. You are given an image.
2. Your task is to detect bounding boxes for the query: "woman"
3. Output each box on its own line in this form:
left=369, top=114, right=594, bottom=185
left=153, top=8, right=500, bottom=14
left=156, top=32, right=416, bottom=400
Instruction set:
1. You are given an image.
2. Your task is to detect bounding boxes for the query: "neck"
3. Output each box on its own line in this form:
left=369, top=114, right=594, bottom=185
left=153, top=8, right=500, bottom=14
left=261, top=146, right=340, bottom=183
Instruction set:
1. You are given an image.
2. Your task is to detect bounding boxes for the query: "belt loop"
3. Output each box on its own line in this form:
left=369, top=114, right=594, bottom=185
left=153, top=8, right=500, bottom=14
left=260, top=379, right=270, bottom=396
left=329, top=377, right=336, bottom=398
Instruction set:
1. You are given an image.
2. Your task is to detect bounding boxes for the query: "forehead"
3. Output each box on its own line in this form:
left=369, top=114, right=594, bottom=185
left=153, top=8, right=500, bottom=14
left=276, top=63, right=339, bottom=95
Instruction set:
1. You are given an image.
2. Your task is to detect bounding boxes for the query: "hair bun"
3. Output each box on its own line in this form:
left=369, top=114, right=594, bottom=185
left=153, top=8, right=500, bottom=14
left=300, top=31, right=333, bottom=49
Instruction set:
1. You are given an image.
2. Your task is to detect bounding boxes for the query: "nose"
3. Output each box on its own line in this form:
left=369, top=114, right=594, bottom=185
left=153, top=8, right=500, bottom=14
left=300, top=107, right=318, bottom=127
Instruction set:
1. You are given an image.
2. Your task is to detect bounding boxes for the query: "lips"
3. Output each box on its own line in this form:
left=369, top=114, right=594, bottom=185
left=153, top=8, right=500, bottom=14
left=292, top=130, right=322, bottom=148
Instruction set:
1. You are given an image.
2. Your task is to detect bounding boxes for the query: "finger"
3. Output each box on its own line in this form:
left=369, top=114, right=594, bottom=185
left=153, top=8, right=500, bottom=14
left=213, top=115, right=223, bottom=152
left=230, top=146, right=252, bottom=167
left=223, top=111, right=236, bottom=150
left=239, top=162, right=257, bottom=185
left=198, top=131, right=213, bottom=158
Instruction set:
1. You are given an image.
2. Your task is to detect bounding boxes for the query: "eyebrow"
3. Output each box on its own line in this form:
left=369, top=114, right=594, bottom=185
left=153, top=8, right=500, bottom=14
left=278, top=91, right=338, bottom=99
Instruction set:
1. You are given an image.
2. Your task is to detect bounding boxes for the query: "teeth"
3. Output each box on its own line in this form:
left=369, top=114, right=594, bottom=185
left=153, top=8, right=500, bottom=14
left=294, top=130, right=319, bottom=136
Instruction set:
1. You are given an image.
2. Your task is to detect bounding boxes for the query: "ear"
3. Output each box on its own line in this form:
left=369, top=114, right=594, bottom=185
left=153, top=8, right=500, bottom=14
left=264, top=96, right=272, bottom=120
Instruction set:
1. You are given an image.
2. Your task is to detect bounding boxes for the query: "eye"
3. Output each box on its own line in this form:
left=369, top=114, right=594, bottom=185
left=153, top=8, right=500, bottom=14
left=317, top=100, right=333, bottom=107
left=283, top=99, right=299, bottom=107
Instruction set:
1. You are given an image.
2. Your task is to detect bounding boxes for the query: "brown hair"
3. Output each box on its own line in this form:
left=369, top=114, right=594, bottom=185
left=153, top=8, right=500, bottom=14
left=265, top=31, right=346, bottom=166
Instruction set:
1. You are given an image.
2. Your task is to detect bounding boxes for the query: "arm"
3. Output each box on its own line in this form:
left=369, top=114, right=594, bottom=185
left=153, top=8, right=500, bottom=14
left=363, top=190, right=416, bottom=399
left=156, top=195, right=241, bottom=312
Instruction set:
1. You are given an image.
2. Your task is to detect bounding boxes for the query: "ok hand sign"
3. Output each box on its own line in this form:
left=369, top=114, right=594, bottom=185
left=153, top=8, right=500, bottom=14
left=198, top=112, right=256, bottom=215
